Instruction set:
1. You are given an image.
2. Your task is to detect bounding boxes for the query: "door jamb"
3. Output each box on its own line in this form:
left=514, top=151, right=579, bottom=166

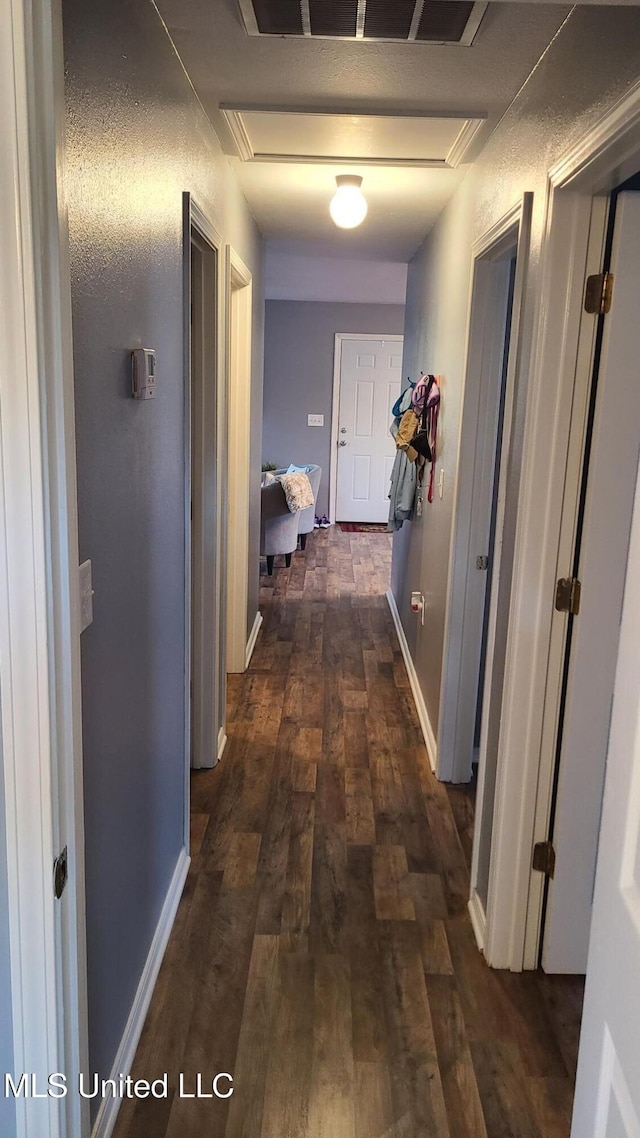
left=225, top=248, right=254, bottom=673
left=183, top=194, right=225, bottom=797
left=438, top=204, right=525, bottom=788
left=329, top=332, right=404, bottom=525
left=446, top=196, right=533, bottom=951
left=481, top=76, right=640, bottom=970
left=1, top=0, right=88, bottom=1135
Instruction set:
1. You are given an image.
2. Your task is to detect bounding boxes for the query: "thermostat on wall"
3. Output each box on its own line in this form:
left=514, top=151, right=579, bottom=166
left=131, top=348, right=157, bottom=400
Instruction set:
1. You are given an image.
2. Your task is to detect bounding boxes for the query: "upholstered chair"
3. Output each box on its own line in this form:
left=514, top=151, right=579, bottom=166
left=260, top=480, right=299, bottom=575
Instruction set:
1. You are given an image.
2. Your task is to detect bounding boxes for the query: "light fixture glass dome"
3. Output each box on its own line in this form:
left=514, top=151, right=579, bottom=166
left=329, top=175, right=368, bottom=229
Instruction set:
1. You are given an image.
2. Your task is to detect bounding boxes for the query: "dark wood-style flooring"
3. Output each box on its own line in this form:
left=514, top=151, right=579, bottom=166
left=114, top=526, right=584, bottom=1138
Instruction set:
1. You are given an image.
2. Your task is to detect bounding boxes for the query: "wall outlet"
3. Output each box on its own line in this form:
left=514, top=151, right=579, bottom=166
left=410, top=591, right=425, bottom=625
left=307, top=414, right=324, bottom=427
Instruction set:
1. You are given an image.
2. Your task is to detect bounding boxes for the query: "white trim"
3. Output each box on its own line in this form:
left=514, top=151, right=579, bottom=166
left=446, top=117, right=485, bottom=168
left=329, top=333, right=404, bottom=525
left=223, top=105, right=486, bottom=168
left=245, top=610, right=263, bottom=669
left=468, top=890, right=487, bottom=954
left=91, top=850, right=190, bottom=1138
left=225, top=248, right=253, bottom=674
left=472, top=199, right=523, bottom=260
left=250, top=152, right=450, bottom=168
left=184, top=197, right=226, bottom=784
left=28, top=0, right=90, bottom=1132
left=217, top=727, right=228, bottom=764
left=438, top=197, right=528, bottom=786
left=222, top=102, right=488, bottom=122
left=0, top=2, right=84, bottom=1135
left=220, top=108, right=254, bottom=161
left=386, top=590, right=437, bottom=772
left=522, top=194, right=608, bottom=971
left=550, top=75, right=640, bottom=191
left=482, top=80, right=640, bottom=971
left=471, top=195, right=533, bottom=965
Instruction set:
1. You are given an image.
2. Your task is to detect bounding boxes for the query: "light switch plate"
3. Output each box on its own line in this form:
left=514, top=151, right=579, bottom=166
left=307, top=414, right=324, bottom=427
left=79, top=559, right=94, bottom=632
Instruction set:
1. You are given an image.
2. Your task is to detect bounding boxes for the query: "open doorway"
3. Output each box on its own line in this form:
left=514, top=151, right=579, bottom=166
left=184, top=196, right=225, bottom=779
left=435, top=196, right=533, bottom=951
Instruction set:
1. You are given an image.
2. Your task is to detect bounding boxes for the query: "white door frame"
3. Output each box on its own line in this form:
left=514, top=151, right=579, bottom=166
left=539, top=191, right=640, bottom=975
left=225, top=248, right=257, bottom=673
left=183, top=195, right=226, bottom=789
left=479, top=77, right=640, bottom=970
left=438, top=200, right=529, bottom=788
left=329, top=332, right=404, bottom=525
left=441, top=197, right=532, bottom=952
left=1, top=0, right=87, bottom=1135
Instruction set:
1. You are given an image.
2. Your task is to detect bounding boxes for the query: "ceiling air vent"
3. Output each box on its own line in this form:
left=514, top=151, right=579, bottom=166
left=237, top=0, right=487, bottom=44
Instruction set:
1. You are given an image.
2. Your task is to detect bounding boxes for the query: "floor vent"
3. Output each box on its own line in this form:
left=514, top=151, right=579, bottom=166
left=238, top=0, right=487, bottom=44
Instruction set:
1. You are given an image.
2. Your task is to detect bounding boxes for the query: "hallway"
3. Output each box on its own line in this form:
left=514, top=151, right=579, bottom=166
left=113, top=528, right=583, bottom=1138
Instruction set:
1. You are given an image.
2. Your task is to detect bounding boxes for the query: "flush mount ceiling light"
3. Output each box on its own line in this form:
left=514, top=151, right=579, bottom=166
left=330, top=175, right=368, bottom=229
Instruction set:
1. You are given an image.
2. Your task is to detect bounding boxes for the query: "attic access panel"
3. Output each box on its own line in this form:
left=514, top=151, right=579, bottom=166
left=240, top=0, right=487, bottom=44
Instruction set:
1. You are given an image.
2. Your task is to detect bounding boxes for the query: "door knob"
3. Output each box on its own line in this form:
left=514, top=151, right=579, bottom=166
left=339, top=440, right=347, bottom=447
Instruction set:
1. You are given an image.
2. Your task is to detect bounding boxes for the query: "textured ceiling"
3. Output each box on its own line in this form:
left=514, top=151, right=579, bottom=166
left=156, top=0, right=573, bottom=258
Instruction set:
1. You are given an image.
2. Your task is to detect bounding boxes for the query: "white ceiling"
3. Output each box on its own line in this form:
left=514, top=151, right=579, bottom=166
left=235, top=162, right=468, bottom=260
left=156, top=0, right=574, bottom=259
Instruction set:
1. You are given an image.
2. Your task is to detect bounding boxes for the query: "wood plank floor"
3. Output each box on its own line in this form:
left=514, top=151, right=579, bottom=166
left=113, top=526, right=584, bottom=1138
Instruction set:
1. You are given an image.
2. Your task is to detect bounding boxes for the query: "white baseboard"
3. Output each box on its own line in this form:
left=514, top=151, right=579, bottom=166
left=91, top=848, right=190, bottom=1138
left=217, top=726, right=228, bottom=763
left=468, top=890, right=487, bottom=954
left=386, top=589, right=438, bottom=772
left=245, top=609, right=263, bottom=669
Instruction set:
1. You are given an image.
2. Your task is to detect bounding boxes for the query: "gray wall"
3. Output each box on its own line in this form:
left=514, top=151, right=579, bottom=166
left=63, top=0, right=263, bottom=1090
left=391, top=8, right=640, bottom=753
left=263, top=301, right=406, bottom=516
left=0, top=730, right=17, bottom=1138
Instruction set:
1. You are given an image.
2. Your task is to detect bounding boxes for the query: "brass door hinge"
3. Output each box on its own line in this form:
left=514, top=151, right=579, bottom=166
left=555, top=577, right=581, bottom=616
left=533, top=840, right=556, bottom=878
left=584, top=271, right=614, bottom=315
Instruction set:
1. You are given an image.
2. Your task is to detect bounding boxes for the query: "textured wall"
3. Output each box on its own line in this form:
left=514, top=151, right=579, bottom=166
left=265, top=248, right=408, bottom=304
left=63, top=0, right=262, bottom=1089
left=263, top=301, right=405, bottom=517
left=0, top=737, right=16, bottom=1138
left=391, top=8, right=640, bottom=753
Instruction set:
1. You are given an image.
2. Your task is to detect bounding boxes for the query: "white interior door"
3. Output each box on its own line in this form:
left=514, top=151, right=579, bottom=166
left=570, top=422, right=640, bottom=1138
left=542, top=192, right=640, bottom=973
left=335, top=338, right=402, bottom=523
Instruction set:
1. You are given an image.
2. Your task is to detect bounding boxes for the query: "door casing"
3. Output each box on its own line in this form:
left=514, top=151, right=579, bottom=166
left=225, top=248, right=254, bottom=674
left=183, top=195, right=226, bottom=789
left=438, top=202, right=529, bottom=791
left=482, top=77, right=640, bottom=971
left=0, top=0, right=88, bottom=1135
